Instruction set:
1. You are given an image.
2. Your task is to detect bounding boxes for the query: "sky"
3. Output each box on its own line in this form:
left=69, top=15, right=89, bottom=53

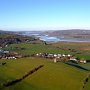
left=0, top=0, right=90, bottom=31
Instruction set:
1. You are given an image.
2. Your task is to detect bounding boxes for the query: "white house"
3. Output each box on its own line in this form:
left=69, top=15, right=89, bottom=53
left=53, top=54, right=57, bottom=57
left=62, top=54, right=65, bottom=57
left=80, top=60, right=87, bottom=64
left=67, top=54, right=71, bottom=57
left=70, top=57, right=77, bottom=62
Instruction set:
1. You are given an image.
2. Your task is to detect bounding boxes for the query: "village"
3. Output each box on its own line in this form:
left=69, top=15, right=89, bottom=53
left=0, top=48, right=87, bottom=64
left=0, top=49, right=22, bottom=60
left=35, top=52, right=87, bottom=64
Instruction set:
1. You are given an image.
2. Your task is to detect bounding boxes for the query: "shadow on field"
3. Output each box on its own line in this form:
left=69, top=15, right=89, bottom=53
left=2, top=65, right=44, bottom=88
left=87, top=60, right=90, bottom=63
left=64, top=62, right=90, bottom=71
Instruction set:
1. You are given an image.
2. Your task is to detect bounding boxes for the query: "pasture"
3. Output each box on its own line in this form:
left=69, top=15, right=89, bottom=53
left=1, top=42, right=90, bottom=90
left=0, top=57, right=89, bottom=90
left=5, top=42, right=90, bottom=60
left=4, top=43, right=72, bottom=56
left=4, top=42, right=90, bottom=60
left=52, top=42, right=90, bottom=60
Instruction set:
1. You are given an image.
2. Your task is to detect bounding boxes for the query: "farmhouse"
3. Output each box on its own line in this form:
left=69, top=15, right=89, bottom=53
left=70, top=57, right=77, bottom=61
left=80, top=59, right=87, bottom=64
left=0, top=49, right=22, bottom=60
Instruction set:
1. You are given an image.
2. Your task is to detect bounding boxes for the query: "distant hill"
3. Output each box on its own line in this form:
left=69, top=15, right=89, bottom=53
left=0, top=30, right=41, bottom=47
left=44, top=29, right=90, bottom=36
left=43, top=29, right=90, bottom=41
left=14, top=29, right=90, bottom=42
left=15, top=29, right=90, bottom=36
left=1, top=29, right=90, bottom=44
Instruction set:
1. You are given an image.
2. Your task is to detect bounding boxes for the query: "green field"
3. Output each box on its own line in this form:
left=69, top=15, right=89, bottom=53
left=4, top=43, right=73, bottom=56
left=4, top=42, right=90, bottom=59
left=0, top=57, right=89, bottom=90
left=52, top=42, right=90, bottom=60
left=1, top=42, right=90, bottom=90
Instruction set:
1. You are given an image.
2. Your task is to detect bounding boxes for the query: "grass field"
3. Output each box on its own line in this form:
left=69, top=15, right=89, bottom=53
left=52, top=42, right=90, bottom=60
left=0, top=57, right=89, bottom=90
left=4, top=42, right=90, bottom=60
left=1, top=42, right=90, bottom=90
left=4, top=43, right=72, bottom=55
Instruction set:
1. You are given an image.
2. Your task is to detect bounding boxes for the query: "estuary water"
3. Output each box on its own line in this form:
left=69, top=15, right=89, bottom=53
left=37, top=35, right=90, bottom=42
left=39, top=35, right=60, bottom=42
left=22, top=33, right=90, bottom=42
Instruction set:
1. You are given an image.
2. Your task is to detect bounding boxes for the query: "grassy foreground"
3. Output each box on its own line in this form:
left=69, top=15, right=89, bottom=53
left=0, top=57, right=88, bottom=90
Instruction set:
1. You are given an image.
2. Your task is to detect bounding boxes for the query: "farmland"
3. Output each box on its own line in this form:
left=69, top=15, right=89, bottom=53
left=0, top=58, right=89, bottom=90
left=0, top=41, right=90, bottom=90
left=52, top=42, right=90, bottom=60
left=4, top=43, right=72, bottom=55
left=4, top=42, right=90, bottom=60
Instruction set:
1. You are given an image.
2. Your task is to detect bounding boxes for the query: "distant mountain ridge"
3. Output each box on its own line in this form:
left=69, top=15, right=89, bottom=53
left=1, top=29, right=90, bottom=43
left=1, top=29, right=90, bottom=35
left=44, top=29, right=90, bottom=36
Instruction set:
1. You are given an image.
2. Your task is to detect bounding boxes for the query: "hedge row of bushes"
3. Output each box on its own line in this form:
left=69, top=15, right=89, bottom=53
left=3, top=65, right=44, bottom=87
left=0, top=62, right=6, bottom=66
left=81, top=73, right=90, bottom=90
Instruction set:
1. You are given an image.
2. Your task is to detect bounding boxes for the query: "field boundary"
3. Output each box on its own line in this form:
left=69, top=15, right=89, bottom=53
left=80, top=73, right=90, bottom=90
left=2, top=65, right=44, bottom=88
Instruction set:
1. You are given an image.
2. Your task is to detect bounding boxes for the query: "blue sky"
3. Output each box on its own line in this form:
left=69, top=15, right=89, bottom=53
left=0, top=0, right=90, bottom=31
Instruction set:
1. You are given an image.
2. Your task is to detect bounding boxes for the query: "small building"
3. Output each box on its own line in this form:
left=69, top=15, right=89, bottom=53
left=67, top=54, right=71, bottom=57
left=79, top=58, right=87, bottom=64
left=54, top=58, right=57, bottom=63
left=80, top=60, right=87, bottom=64
left=54, top=54, right=57, bottom=57
left=36, top=53, right=39, bottom=56
left=69, top=57, right=78, bottom=63
left=62, top=54, right=66, bottom=57
left=0, top=49, right=4, bottom=54
left=57, top=54, right=61, bottom=57
left=3, top=51, right=9, bottom=54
